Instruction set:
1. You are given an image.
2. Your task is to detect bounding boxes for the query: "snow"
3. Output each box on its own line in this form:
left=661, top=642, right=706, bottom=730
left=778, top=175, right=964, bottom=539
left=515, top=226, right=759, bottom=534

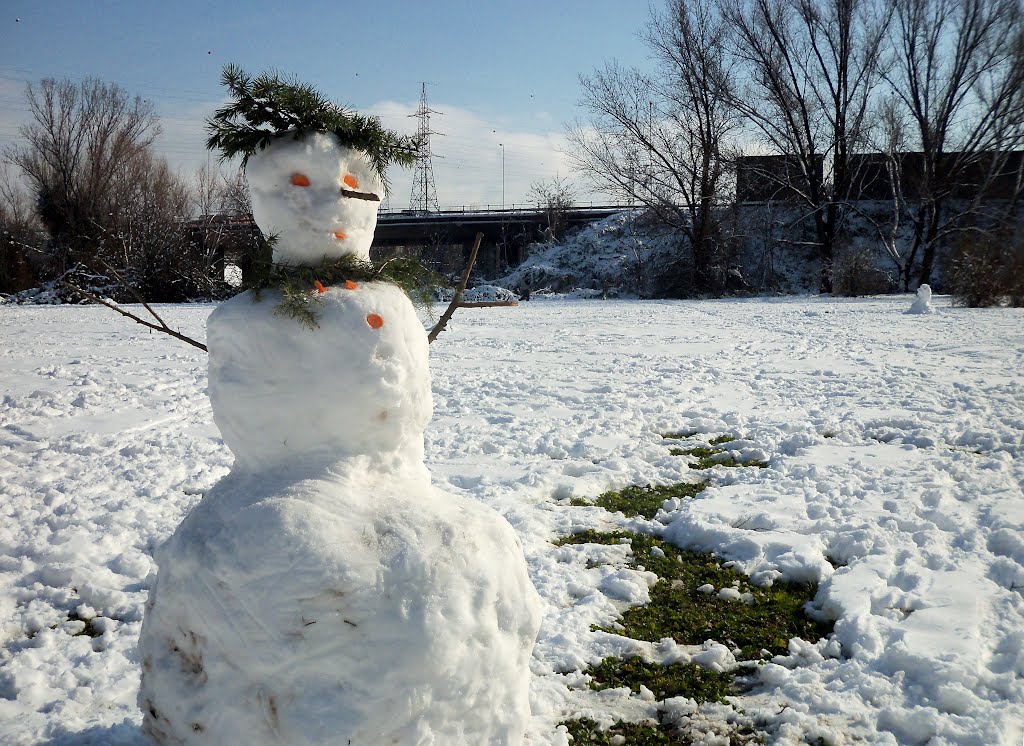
left=246, top=131, right=384, bottom=265
left=1, top=294, right=1023, bottom=744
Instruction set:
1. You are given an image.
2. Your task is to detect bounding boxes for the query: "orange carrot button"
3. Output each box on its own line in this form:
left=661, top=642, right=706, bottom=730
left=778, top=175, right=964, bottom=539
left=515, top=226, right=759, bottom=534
left=314, top=280, right=327, bottom=294
left=344, top=280, right=359, bottom=290
left=290, top=173, right=311, bottom=187
left=366, top=313, right=384, bottom=329
left=343, top=174, right=359, bottom=189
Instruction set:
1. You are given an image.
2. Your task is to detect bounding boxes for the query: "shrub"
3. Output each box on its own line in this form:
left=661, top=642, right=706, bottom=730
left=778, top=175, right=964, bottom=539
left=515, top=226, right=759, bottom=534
left=950, top=231, right=1024, bottom=307
left=831, top=242, right=894, bottom=296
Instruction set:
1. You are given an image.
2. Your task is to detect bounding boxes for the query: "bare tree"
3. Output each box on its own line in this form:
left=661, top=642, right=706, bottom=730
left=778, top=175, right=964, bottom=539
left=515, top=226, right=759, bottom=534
left=885, top=0, right=1024, bottom=288
left=725, top=0, right=893, bottom=292
left=849, top=93, right=916, bottom=286
left=0, top=168, right=46, bottom=293
left=106, top=149, right=198, bottom=300
left=217, top=166, right=252, bottom=217
left=5, top=77, right=235, bottom=301
left=188, top=162, right=257, bottom=291
left=528, top=175, right=576, bottom=241
left=5, top=77, right=160, bottom=272
left=568, top=0, right=738, bottom=293
left=193, top=162, right=251, bottom=219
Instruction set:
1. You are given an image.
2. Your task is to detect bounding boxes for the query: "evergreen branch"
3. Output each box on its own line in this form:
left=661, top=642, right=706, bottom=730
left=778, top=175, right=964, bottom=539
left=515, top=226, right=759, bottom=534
left=205, top=65, right=419, bottom=195
left=244, top=252, right=444, bottom=329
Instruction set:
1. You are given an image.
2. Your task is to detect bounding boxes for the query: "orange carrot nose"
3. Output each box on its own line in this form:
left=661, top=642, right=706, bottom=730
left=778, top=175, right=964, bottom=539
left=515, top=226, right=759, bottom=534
left=314, top=280, right=327, bottom=294
left=344, top=280, right=359, bottom=290
left=366, top=313, right=384, bottom=329
left=290, top=173, right=311, bottom=187
left=333, top=231, right=346, bottom=240
left=343, top=174, right=359, bottom=189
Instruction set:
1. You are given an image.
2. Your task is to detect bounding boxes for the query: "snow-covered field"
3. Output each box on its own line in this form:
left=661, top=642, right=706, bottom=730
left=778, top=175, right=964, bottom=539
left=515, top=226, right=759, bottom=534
left=1, top=295, right=1022, bottom=744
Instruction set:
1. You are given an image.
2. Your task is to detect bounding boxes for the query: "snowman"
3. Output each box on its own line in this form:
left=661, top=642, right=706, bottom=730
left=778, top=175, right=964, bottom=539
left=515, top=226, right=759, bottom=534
left=907, top=283, right=934, bottom=314
left=137, top=69, right=542, bottom=745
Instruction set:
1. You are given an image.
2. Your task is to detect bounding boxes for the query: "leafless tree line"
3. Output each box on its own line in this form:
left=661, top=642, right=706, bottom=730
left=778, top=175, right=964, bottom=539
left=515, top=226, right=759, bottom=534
left=1, top=77, right=254, bottom=299
left=569, top=0, right=1024, bottom=299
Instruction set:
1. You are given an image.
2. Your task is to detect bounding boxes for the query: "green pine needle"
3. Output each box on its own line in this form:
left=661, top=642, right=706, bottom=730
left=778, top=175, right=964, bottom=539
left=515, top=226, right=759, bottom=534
left=246, top=252, right=445, bottom=329
left=206, top=64, right=419, bottom=195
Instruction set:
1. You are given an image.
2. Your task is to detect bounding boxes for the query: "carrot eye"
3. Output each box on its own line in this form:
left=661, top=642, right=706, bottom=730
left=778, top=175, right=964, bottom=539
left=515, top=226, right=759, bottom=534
left=343, top=174, right=359, bottom=189
left=290, top=173, right=311, bottom=187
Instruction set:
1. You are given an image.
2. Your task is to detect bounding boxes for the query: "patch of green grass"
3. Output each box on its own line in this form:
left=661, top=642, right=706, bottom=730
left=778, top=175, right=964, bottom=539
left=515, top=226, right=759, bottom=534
left=587, top=656, right=734, bottom=703
left=568, top=483, right=707, bottom=520
left=662, top=431, right=701, bottom=440
left=559, top=718, right=678, bottom=745
left=669, top=446, right=767, bottom=470
left=557, top=531, right=832, bottom=660
left=559, top=716, right=761, bottom=745
left=709, top=435, right=737, bottom=446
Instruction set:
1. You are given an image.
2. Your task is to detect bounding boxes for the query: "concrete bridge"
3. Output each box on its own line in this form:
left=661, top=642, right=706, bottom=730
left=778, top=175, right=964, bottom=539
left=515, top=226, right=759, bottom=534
left=372, top=205, right=628, bottom=248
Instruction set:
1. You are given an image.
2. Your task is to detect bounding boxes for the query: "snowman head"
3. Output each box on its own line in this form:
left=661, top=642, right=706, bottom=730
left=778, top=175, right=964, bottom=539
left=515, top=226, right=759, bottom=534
left=206, top=66, right=418, bottom=267
left=246, top=131, right=384, bottom=266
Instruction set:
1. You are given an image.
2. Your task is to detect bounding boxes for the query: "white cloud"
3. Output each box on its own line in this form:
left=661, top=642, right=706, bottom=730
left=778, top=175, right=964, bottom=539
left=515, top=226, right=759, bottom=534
left=368, top=100, right=601, bottom=210
left=152, top=99, right=227, bottom=178
left=1, top=80, right=608, bottom=210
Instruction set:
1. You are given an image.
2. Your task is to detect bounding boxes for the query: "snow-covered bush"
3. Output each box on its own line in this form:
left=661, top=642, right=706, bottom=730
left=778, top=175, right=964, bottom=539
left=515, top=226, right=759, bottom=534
left=496, top=211, right=684, bottom=298
left=831, top=241, right=896, bottom=297
left=950, top=232, right=1024, bottom=307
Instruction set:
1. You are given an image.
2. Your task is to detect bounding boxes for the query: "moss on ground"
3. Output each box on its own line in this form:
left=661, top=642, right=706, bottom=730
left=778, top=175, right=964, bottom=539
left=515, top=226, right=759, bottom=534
left=559, top=717, right=678, bottom=745
left=559, top=715, right=760, bottom=744
left=663, top=433, right=767, bottom=469
left=587, top=656, right=734, bottom=703
left=569, top=482, right=707, bottom=520
left=557, top=530, right=831, bottom=660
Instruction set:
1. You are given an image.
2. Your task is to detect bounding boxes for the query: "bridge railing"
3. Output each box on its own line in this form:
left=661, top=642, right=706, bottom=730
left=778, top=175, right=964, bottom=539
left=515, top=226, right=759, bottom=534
left=377, top=203, right=634, bottom=219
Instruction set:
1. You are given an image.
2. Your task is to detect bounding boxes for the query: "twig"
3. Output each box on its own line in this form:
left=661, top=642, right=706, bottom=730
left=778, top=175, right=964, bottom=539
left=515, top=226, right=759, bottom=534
left=57, top=280, right=208, bottom=352
left=428, top=232, right=484, bottom=344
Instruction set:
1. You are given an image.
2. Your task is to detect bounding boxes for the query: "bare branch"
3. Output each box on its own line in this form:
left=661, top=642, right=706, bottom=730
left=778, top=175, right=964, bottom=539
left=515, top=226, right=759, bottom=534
left=428, top=232, right=484, bottom=344
left=56, top=280, right=207, bottom=352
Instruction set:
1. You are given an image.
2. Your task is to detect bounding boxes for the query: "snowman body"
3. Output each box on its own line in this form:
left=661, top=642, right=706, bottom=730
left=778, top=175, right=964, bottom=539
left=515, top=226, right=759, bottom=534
left=138, top=132, right=541, bottom=744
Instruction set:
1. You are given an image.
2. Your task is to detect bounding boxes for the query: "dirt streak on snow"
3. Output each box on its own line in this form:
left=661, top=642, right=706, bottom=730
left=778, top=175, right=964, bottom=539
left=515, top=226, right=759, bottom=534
left=1, top=296, right=1022, bottom=744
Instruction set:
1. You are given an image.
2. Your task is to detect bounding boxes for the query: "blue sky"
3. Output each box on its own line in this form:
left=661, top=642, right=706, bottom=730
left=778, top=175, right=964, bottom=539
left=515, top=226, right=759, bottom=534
left=1, top=1, right=653, bottom=208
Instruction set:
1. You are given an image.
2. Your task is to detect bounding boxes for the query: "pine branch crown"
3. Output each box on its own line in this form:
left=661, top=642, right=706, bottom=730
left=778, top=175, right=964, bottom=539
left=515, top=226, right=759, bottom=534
left=205, top=64, right=418, bottom=195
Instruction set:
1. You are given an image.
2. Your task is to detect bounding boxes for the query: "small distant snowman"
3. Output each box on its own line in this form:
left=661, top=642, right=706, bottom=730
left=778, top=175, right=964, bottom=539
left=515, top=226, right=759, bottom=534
left=908, top=283, right=934, bottom=314
left=137, top=68, right=542, bottom=745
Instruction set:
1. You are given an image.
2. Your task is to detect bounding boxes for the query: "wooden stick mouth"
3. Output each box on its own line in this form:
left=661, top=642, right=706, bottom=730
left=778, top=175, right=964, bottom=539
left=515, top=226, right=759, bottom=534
left=340, top=188, right=381, bottom=202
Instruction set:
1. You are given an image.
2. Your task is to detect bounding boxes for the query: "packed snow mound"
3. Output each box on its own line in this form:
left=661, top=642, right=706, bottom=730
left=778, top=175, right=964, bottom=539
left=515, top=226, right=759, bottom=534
left=908, top=283, right=934, bottom=314
left=496, top=212, right=680, bottom=297
left=246, top=132, right=384, bottom=265
left=206, top=283, right=431, bottom=475
left=139, top=462, right=540, bottom=745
